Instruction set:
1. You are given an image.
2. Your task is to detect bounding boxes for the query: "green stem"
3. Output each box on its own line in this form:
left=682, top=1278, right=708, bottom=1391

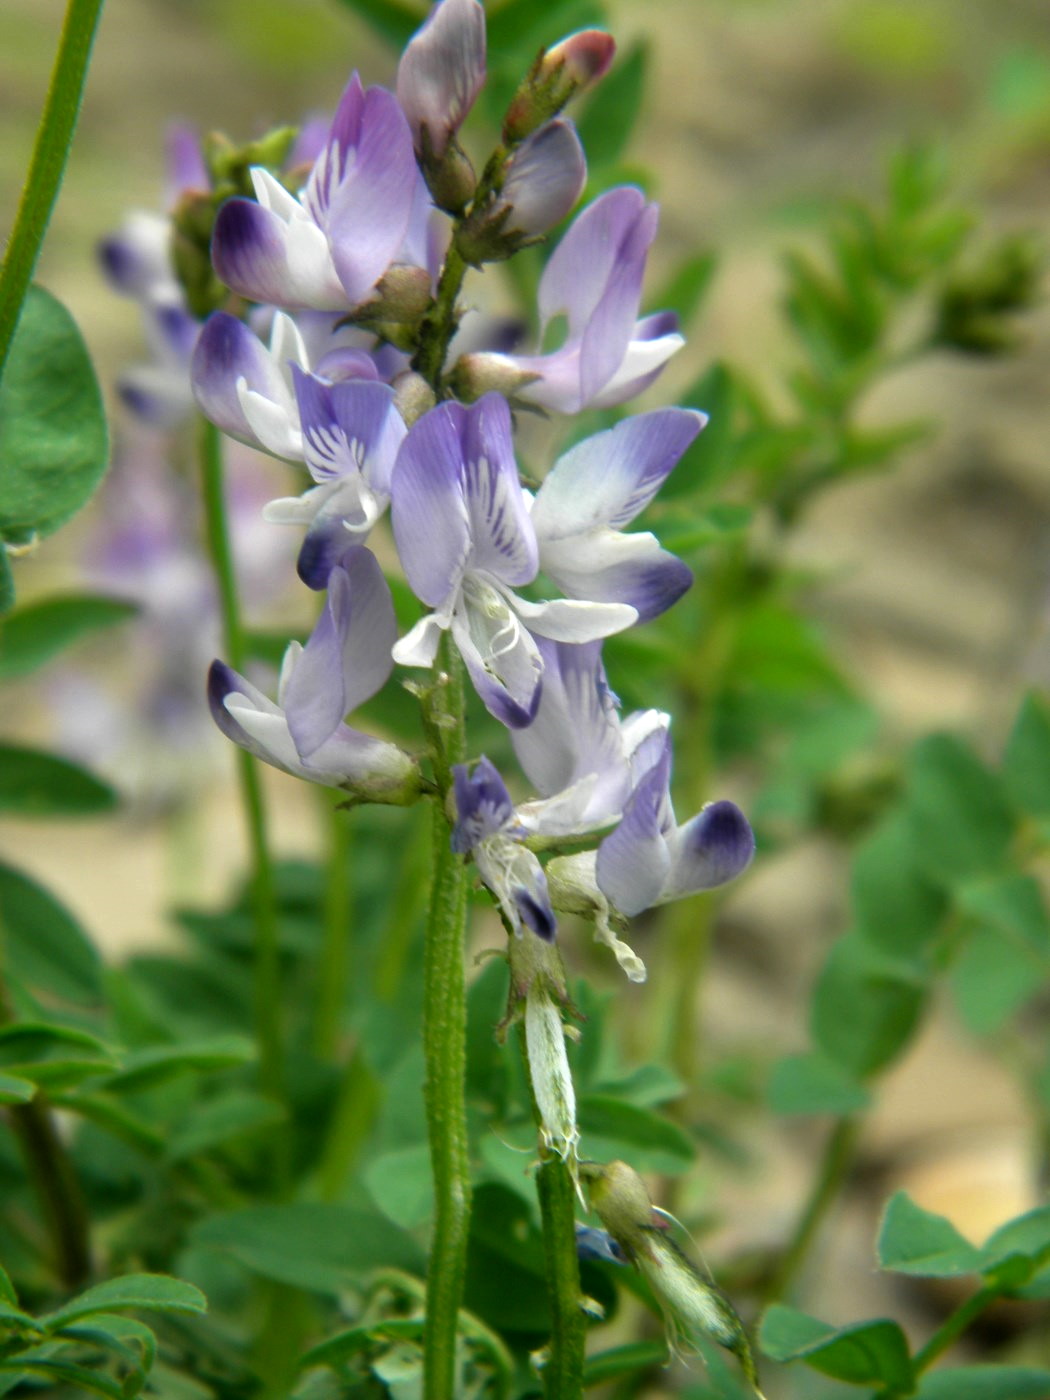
left=910, top=1285, right=1000, bottom=1374
left=536, top=1156, right=586, bottom=1399
left=197, top=417, right=284, bottom=1127
left=0, top=0, right=105, bottom=379
left=421, top=647, right=472, bottom=1400
left=764, top=1116, right=861, bottom=1303
left=414, top=242, right=467, bottom=392
left=314, top=794, right=352, bottom=1060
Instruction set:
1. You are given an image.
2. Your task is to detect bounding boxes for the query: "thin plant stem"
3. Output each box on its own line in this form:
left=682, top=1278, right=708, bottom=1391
left=910, top=1285, right=999, bottom=1374
left=421, top=645, right=471, bottom=1400
left=764, top=1116, right=861, bottom=1303
left=314, top=793, right=352, bottom=1060
left=536, top=1156, right=586, bottom=1398
left=0, top=0, right=105, bottom=379
left=414, top=242, right=467, bottom=392
left=197, top=417, right=285, bottom=1131
left=0, top=948, right=90, bottom=1287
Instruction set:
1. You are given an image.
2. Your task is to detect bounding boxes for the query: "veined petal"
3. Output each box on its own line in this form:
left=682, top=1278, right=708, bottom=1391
left=662, top=800, right=755, bottom=901
left=283, top=547, right=397, bottom=757
left=304, top=73, right=366, bottom=220
left=533, top=408, right=705, bottom=539
left=293, top=367, right=404, bottom=490
left=460, top=394, right=537, bottom=585
left=452, top=583, right=543, bottom=728
left=212, top=180, right=346, bottom=310
left=391, top=403, right=472, bottom=605
left=397, top=0, right=487, bottom=156
left=326, top=86, right=419, bottom=304
left=509, top=592, right=637, bottom=642
left=541, top=529, right=692, bottom=624
left=295, top=478, right=385, bottom=589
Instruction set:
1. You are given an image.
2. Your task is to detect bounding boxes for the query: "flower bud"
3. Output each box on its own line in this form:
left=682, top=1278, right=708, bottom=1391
left=392, top=370, right=437, bottom=427
left=397, top=0, right=487, bottom=159
left=354, top=264, right=434, bottom=328
left=503, top=30, right=615, bottom=143
left=447, top=351, right=539, bottom=403
left=524, top=978, right=579, bottom=1165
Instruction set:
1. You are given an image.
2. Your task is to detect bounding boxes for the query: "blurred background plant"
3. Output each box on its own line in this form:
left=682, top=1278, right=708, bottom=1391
left=2, top=0, right=1050, bottom=1397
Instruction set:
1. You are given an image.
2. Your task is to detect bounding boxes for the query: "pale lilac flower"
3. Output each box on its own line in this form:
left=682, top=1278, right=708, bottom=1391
left=390, top=393, right=636, bottom=727
left=530, top=407, right=704, bottom=622
left=396, top=0, right=486, bottom=158
left=192, top=311, right=309, bottom=458
left=452, top=757, right=555, bottom=940
left=265, top=371, right=407, bottom=589
left=212, top=74, right=419, bottom=311
left=208, top=547, right=419, bottom=801
left=499, top=120, right=586, bottom=238
left=454, top=187, right=683, bottom=413
left=595, top=728, right=754, bottom=916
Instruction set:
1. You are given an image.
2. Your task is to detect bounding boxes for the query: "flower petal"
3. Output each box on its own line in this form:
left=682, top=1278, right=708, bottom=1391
left=533, top=408, right=705, bottom=538
left=595, top=739, right=674, bottom=916
left=509, top=593, right=637, bottom=642
left=391, top=403, right=472, bottom=605
left=588, top=316, right=685, bottom=409
left=212, top=179, right=346, bottom=310
left=459, top=394, right=537, bottom=585
left=501, top=119, right=586, bottom=238
left=540, top=530, right=692, bottom=624
left=452, top=586, right=543, bottom=728
left=663, top=800, right=755, bottom=900
left=451, top=755, right=514, bottom=852
left=397, top=0, right=487, bottom=156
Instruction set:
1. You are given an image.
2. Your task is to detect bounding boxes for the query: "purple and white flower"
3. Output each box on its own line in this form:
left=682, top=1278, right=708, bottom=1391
left=396, top=0, right=486, bottom=158
left=212, top=73, right=420, bottom=311
left=530, top=407, right=704, bottom=623
left=208, top=547, right=419, bottom=802
left=192, top=310, right=308, bottom=458
left=452, top=756, right=555, bottom=940
left=390, top=393, right=636, bottom=727
left=454, top=187, right=683, bottom=413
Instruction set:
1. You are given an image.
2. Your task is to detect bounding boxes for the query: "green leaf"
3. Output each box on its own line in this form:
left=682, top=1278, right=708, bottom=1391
left=653, top=252, right=717, bottom=331
left=0, top=595, right=136, bottom=678
left=915, top=1366, right=1050, bottom=1398
left=0, top=1022, right=118, bottom=1088
left=577, top=42, right=648, bottom=169
left=661, top=362, right=737, bottom=500
left=44, top=1273, right=206, bottom=1327
left=980, top=1205, right=1050, bottom=1278
left=166, top=1090, right=284, bottom=1161
left=0, top=861, right=102, bottom=1003
left=98, top=1035, right=254, bottom=1093
left=190, top=1204, right=425, bottom=1292
left=904, top=734, right=1015, bottom=884
left=0, top=1072, right=36, bottom=1104
left=876, top=1191, right=982, bottom=1277
left=300, top=1318, right=424, bottom=1371
left=0, top=744, right=117, bottom=817
left=758, top=1305, right=913, bottom=1389
left=811, top=933, right=926, bottom=1078
left=321, top=0, right=423, bottom=49
left=1003, top=693, right=1050, bottom=819
left=851, top=814, right=947, bottom=962
left=577, top=1094, right=695, bottom=1173
left=0, top=1356, right=125, bottom=1399
left=767, top=1052, right=870, bottom=1117
left=364, top=1144, right=434, bottom=1229
left=582, top=1341, right=668, bottom=1387
left=0, top=1264, right=17, bottom=1307
left=0, top=286, right=109, bottom=544
left=952, top=873, right=1050, bottom=1032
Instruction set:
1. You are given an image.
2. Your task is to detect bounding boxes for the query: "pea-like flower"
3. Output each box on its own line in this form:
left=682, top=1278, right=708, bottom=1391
left=453, top=187, right=683, bottom=413
left=212, top=74, right=420, bottom=311
left=396, top=0, right=486, bottom=160
left=390, top=392, right=636, bottom=727
left=208, top=546, right=420, bottom=803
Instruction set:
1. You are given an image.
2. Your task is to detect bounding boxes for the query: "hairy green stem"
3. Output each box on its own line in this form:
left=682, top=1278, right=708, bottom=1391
left=0, top=0, right=105, bottom=379
left=421, top=647, right=471, bottom=1400
left=314, top=794, right=352, bottom=1060
left=764, top=1116, right=861, bottom=1303
left=536, top=1157, right=586, bottom=1399
left=197, top=417, right=285, bottom=1132
left=414, top=242, right=467, bottom=392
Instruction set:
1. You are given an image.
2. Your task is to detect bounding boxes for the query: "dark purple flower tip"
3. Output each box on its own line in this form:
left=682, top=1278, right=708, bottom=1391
left=514, top=885, right=557, bottom=941
left=451, top=756, right=514, bottom=853
left=675, top=799, right=755, bottom=891
left=206, top=659, right=243, bottom=740
left=575, top=1224, right=626, bottom=1265
left=297, top=525, right=349, bottom=591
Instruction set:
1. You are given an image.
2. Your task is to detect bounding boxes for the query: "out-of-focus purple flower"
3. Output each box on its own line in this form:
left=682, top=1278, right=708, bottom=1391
left=595, top=729, right=755, bottom=917
left=212, top=74, right=419, bottom=311
left=530, top=407, right=704, bottom=622
left=452, top=756, right=556, bottom=940
left=390, top=393, right=635, bottom=727
left=454, top=187, right=683, bottom=413
left=208, top=547, right=420, bottom=802
left=265, top=371, right=407, bottom=589
left=396, top=0, right=486, bottom=159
